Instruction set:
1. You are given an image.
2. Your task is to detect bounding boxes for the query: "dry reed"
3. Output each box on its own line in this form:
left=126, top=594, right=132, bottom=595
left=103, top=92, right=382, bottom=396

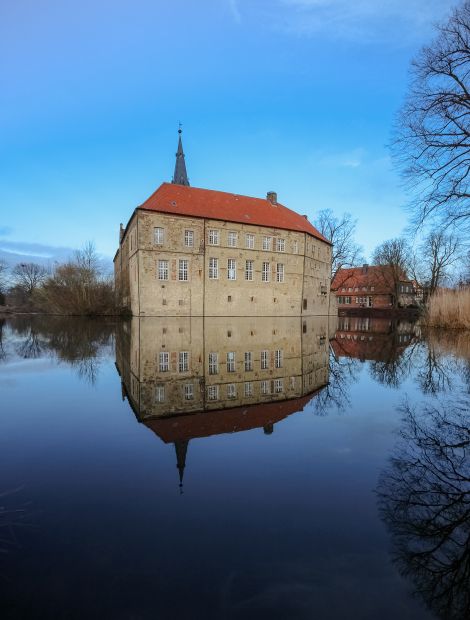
left=426, top=288, right=470, bottom=330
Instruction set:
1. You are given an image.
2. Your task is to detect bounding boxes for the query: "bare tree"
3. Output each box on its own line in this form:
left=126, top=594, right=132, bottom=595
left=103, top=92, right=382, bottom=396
left=12, top=262, right=47, bottom=296
left=413, top=230, right=462, bottom=297
left=0, top=260, right=8, bottom=304
left=393, top=2, right=470, bottom=231
left=314, top=209, right=363, bottom=280
left=372, top=238, right=412, bottom=308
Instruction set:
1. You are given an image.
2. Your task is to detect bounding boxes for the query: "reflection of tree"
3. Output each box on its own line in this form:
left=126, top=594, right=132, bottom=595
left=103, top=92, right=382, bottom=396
left=369, top=340, right=420, bottom=389
left=0, top=319, right=5, bottom=361
left=378, top=394, right=470, bottom=619
left=7, top=317, right=115, bottom=385
left=312, top=347, right=361, bottom=415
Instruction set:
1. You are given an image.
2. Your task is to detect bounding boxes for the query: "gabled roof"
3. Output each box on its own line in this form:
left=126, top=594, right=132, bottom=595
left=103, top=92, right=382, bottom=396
left=137, top=183, right=330, bottom=244
left=332, top=265, right=412, bottom=293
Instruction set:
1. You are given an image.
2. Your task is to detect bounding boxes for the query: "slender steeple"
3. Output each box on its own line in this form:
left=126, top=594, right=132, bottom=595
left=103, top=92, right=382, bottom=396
left=172, top=125, right=190, bottom=186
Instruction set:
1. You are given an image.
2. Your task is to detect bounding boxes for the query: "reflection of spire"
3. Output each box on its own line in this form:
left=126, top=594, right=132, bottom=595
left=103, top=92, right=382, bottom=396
left=174, top=440, right=189, bottom=493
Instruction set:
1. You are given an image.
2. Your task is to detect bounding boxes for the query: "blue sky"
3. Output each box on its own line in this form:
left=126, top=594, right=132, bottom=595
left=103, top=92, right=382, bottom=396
left=0, top=0, right=454, bottom=265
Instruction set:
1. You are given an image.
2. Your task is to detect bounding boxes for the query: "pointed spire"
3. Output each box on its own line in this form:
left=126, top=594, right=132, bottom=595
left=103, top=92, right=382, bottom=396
left=174, top=440, right=189, bottom=493
left=172, top=125, right=190, bottom=186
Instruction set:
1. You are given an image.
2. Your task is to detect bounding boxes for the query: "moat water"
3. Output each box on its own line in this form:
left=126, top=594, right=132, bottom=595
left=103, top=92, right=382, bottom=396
left=1, top=315, right=469, bottom=620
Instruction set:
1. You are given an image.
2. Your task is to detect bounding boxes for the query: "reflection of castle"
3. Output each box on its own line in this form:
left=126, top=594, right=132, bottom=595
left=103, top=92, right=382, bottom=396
left=116, top=316, right=330, bottom=488
left=331, top=316, right=418, bottom=362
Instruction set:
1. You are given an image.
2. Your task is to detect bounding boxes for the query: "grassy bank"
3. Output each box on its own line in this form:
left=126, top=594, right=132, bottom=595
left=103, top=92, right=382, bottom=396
left=425, top=288, right=470, bottom=330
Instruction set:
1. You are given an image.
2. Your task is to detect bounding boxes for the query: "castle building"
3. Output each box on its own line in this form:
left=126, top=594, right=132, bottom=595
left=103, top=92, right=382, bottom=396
left=114, top=131, right=333, bottom=316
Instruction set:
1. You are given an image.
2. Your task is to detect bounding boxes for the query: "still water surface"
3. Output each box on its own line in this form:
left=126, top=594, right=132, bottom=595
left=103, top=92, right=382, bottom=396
left=1, top=315, right=469, bottom=619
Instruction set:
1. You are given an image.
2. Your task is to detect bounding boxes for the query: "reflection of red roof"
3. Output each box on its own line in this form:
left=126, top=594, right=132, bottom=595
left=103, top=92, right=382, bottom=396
left=144, top=392, right=318, bottom=443
left=138, top=183, right=330, bottom=244
left=332, top=265, right=412, bottom=293
left=331, top=334, right=408, bottom=362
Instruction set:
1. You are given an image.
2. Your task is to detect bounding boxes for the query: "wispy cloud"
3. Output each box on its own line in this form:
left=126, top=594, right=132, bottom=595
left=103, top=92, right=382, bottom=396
left=0, top=226, right=13, bottom=236
left=317, top=147, right=366, bottom=169
left=271, top=0, right=452, bottom=44
left=0, top=240, right=76, bottom=266
left=228, top=0, right=242, bottom=24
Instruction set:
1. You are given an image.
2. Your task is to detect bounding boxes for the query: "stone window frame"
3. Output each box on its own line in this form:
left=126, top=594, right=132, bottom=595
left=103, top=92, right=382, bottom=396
left=208, top=257, right=219, bottom=279
left=207, top=385, right=219, bottom=401
left=154, top=227, right=164, bottom=245
left=184, top=229, right=194, bottom=247
left=244, top=381, right=253, bottom=397
left=184, top=383, right=194, bottom=400
left=157, top=259, right=169, bottom=280
left=276, top=238, right=285, bottom=252
left=274, top=378, right=283, bottom=393
left=262, top=236, right=272, bottom=251
left=227, top=258, right=237, bottom=281
left=227, top=383, right=237, bottom=399
left=244, top=351, right=253, bottom=371
left=261, top=350, right=269, bottom=370
left=245, top=260, right=254, bottom=281
left=178, top=259, right=189, bottom=281
left=261, top=379, right=270, bottom=395
left=226, top=351, right=236, bottom=372
left=159, top=352, right=170, bottom=372
left=276, top=263, right=285, bottom=283
left=275, top=349, right=283, bottom=369
left=262, top=261, right=270, bottom=282
left=208, top=229, right=220, bottom=245
left=155, top=384, right=165, bottom=403
left=227, top=231, right=238, bottom=247
left=208, top=352, right=219, bottom=375
left=245, top=233, right=255, bottom=249
left=178, top=351, right=189, bottom=373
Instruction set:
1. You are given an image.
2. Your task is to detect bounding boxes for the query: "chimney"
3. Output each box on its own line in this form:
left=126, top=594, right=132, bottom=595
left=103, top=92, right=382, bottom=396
left=303, top=215, right=309, bottom=220
left=362, top=263, right=368, bottom=274
left=119, top=223, right=125, bottom=243
left=266, top=191, right=277, bottom=205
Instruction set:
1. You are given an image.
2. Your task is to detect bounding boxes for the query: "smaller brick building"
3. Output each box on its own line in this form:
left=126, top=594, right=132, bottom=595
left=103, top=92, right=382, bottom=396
left=332, top=264, right=418, bottom=310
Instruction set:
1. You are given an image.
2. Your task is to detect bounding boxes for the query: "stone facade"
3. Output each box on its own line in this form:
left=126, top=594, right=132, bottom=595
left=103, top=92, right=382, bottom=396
left=114, top=207, right=333, bottom=317
left=115, top=315, right=330, bottom=420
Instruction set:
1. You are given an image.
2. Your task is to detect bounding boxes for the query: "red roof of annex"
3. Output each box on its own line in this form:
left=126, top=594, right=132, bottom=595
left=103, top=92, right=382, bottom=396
left=137, top=182, right=330, bottom=244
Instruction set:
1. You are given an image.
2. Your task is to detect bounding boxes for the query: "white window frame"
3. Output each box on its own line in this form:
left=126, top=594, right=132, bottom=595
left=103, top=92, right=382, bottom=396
left=261, top=380, right=270, bottom=395
left=184, top=229, right=194, bottom=247
left=274, top=378, right=283, bottom=393
left=227, top=259, right=236, bottom=281
left=184, top=383, right=194, bottom=400
left=262, top=262, right=270, bottom=283
left=208, top=352, right=218, bottom=375
left=208, top=229, right=219, bottom=245
left=262, top=236, right=272, bottom=251
left=276, top=238, right=285, bottom=252
left=245, top=260, right=254, bottom=281
left=154, top=227, right=164, bottom=245
left=261, top=350, right=269, bottom=370
left=155, top=385, right=165, bottom=402
left=179, top=351, right=189, bottom=373
left=244, top=381, right=253, bottom=397
left=227, top=383, right=237, bottom=399
left=208, top=257, right=219, bottom=279
left=276, top=263, right=284, bottom=283
left=227, top=351, right=236, bottom=372
left=158, top=259, right=169, bottom=281
left=275, top=349, right=283, bottom=368
left=207, top=385, right=219, bottom=401
left=159, top=351, right=169, bottom=372
left=228, top=231, right=238, bottom=247
left=178, top=259, right=188, bottom=281
left=245, top=233, right=255, bottom=249
left=244, top=351, right=253, bottom=371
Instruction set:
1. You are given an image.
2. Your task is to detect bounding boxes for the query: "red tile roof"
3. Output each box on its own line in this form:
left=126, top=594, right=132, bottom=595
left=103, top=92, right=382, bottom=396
left=332, top=265, right=411, bottom=293
left=137, top=183, right=330, bottom=244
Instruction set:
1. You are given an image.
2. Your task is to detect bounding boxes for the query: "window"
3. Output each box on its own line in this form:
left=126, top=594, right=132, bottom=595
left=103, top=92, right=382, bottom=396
left=158, top=260, right=168, bottom=280
left=345, top=296, right=351, bottom=305
left=227, top=351, right=235, bottom=372
left=208, top=229, right=219, bottom=245
left=179, top=351, right=189, bottom=372
left=371, top=286, right=375, bottom=292
left=274, top=379, right=283, bottom=393
left=276, top=238, right=285, bottom=252
left=244, top=381, right=253, bottom=397
left=244, top=351, right=253, bottom=371
left=154, top=227, right=164, bottom=245
left=245, top=260, right=254, bottom=281
left=207, top=385, right=219, bottom=401
left=261, top=350, right=269, bottom=370
left=245, top=233, right=255, bottom=249
left=276, top=263, right=284, bottom=283
left=159, top=352, right=169, bottom=372
left=275, top=349, right=283, bottom=368
left=303, top=299, right=307, bottom=310
left=178, top=259, right=188, bottom=281
left=209, top=257, right=218, bottom=279
left=155, top=385, right=165, bottom=402
left=208, top=352, right=218, bottom=375
left=262, top=236, right=272, bottom=251
left=227, top=384, right=237, bottom=399
left=184, top=230, right=194, bottom=247
left=228, top=231, right=238, bottom=247
left=184, top=383, right=194, bottom=400
left=293, top=240, right=299, bottom=254
left=262, top=262, right=270, bottom=282
left=261, top=380, right=270, bottom=395
left=227, top=259, right=236, bottom=280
